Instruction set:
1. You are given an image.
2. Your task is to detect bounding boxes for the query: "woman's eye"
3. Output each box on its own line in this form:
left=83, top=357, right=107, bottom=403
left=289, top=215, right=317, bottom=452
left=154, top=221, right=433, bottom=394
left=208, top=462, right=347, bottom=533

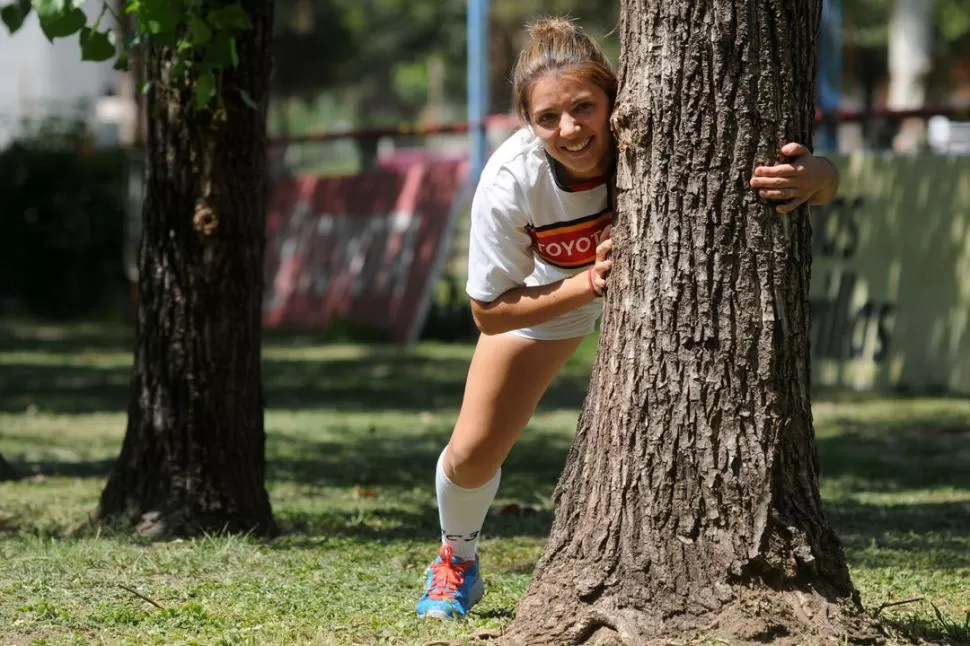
left=537, top=113, right=557, bottom=126
left=575, top=102, right=593, bottom=113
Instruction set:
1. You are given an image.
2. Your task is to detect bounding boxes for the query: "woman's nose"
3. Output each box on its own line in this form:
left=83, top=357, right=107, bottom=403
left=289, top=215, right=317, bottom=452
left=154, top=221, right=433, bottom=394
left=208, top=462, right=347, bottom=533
left=559, top=114, right=580, bottom=136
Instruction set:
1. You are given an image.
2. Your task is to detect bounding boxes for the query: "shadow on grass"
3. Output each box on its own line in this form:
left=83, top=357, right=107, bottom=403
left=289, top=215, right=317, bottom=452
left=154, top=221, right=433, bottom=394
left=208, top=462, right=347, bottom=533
left=258, top=412, right=969, bottom=492
left=0, top=363, right=130, bottom=414
left=259, top=424, right=969, bottom=551
left=0, top=348, right=589, bottom=415
left=271, top=504, right=554, bottom=544
left=265, top=427, right=572, bottom=498
left=0, top=320, right=134, bottom=354
left=262, top=350, right=591, bottom=412
left=828, top=499, right=970, bottom=570
left=817, top=425, right=970, bottom=492
left=3, top=457, right=116, bottom=480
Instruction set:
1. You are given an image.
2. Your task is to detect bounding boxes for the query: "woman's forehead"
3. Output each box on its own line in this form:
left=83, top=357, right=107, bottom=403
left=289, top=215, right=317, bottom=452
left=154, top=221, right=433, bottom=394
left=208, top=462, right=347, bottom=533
left=530, top=73, right=605, bottom=110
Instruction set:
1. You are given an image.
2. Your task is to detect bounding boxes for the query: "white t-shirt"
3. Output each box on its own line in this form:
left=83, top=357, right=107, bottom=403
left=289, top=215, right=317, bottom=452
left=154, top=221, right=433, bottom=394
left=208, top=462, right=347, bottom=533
left=466, top=128, right=612, bottom=340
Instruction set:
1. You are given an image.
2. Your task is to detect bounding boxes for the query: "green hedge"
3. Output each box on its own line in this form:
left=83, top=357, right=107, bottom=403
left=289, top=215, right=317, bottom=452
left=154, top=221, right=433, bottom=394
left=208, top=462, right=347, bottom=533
left=0, top=129, right=130, bottom=318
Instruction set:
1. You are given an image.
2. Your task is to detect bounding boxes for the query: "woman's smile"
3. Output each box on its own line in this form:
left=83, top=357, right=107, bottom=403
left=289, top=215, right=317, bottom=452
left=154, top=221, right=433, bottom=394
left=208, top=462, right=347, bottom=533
left=561, top=137, right=593, bottom=154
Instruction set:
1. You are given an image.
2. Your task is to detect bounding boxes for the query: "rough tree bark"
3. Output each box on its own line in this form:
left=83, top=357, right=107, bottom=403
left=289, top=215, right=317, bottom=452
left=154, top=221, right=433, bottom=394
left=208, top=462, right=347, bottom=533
left=504, top=2, right=881, bottom=644
left=97, top=0, right=278, bottom=538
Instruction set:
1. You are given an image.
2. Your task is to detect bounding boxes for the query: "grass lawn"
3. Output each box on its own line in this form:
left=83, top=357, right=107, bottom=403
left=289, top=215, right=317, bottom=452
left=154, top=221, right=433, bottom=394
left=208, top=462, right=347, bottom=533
left=1, top=320, right=968, bottom=645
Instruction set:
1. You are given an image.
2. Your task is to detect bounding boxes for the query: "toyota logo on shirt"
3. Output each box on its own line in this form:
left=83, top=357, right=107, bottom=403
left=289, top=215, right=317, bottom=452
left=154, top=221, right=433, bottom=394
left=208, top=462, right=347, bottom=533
left=526, top=209, right=612, bottom=269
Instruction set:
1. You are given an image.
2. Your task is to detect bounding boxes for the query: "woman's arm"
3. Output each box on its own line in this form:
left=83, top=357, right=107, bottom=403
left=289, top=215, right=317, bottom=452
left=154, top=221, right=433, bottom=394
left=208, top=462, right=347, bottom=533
left=472, top=232, right=612, bottom=335
left=749, top=142, right=840, bottom=213
left=472, top=272, right=594, bottom=335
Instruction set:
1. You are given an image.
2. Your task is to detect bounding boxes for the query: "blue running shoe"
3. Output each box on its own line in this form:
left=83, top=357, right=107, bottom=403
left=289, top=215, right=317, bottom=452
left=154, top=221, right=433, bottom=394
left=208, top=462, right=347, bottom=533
left=416, top=545, right=483, bottom=619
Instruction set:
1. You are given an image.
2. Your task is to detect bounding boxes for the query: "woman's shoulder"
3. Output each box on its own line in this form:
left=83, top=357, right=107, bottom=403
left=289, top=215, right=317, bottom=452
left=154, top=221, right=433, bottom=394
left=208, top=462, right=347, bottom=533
left=479, top=128, right=549, bottom=192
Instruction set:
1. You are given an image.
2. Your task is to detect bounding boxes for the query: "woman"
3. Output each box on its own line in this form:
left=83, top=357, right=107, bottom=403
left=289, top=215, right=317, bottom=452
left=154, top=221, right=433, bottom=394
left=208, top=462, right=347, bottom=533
left=416, top=17, right=839, bottom=620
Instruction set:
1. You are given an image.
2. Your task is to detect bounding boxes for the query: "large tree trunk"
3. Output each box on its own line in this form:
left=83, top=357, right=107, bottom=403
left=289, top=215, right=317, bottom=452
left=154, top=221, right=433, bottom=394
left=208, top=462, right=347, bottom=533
left=0, top=453, right=18, bottom=482
left=97, top=0, right=278, bottom=538
left=505, top=2, right=880, bottom=644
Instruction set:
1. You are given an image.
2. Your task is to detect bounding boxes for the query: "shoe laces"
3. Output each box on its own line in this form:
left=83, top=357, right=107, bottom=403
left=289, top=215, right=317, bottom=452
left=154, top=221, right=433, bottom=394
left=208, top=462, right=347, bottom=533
left=425, top=545, right=473, bottom=601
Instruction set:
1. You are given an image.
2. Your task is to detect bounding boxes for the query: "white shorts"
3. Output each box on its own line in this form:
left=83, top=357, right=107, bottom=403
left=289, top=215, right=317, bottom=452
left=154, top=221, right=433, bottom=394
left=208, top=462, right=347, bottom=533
left=505, top=299, right=602, bottom=340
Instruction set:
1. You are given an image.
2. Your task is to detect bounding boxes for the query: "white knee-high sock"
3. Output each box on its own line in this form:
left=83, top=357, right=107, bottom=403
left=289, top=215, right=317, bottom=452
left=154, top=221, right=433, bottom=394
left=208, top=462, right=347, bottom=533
left=435, top=448, right=500, bottom=562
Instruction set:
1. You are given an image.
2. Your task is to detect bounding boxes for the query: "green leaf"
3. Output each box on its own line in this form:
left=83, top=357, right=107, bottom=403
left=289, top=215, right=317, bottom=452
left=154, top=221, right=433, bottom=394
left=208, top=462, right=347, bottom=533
left=229, top=35, right=237, bottom=67
left=31, top=0, right=86, bottom=21
left=30, top=0, right=66, bottom=17
left=238, top=88, right=258, bottom=111
left=137, top=0, right=179, bottom=35
left=79, top=27, right=115, bottom=61
left=206, top=4, right=250, bottom=31
left=188, top=14, right=211, bottom=45
left=1, top=0, right=32, bottom=33
left=139, top=80, right=154, bottom=95
left=151, top=30, right=177, bottom=48
left=202, top=31, right=234, bottom=69
left=38, top=5, right=85, bottom=40
left=195, top=71, right=215, bottom=110
left=113, top=50, right=129, bottom=71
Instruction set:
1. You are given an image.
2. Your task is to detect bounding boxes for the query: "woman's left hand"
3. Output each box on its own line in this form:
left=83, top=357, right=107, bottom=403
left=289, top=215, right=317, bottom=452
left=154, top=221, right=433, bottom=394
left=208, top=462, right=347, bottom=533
left=749, top=142, right=839, bottom=214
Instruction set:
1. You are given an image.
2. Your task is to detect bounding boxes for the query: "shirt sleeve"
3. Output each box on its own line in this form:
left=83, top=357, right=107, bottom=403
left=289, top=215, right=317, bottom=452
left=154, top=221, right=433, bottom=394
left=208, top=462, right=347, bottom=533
left=465, top=172, right=535, bottom=303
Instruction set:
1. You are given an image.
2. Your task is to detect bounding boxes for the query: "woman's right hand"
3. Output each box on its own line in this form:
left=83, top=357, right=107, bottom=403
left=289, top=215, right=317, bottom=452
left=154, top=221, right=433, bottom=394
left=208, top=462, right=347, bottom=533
left=589, top=225, right=612, bottom=296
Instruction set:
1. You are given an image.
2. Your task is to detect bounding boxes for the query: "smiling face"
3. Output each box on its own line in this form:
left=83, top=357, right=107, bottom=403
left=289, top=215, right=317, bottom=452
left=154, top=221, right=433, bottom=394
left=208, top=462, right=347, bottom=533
left=528, top=72, right=613, bottom=183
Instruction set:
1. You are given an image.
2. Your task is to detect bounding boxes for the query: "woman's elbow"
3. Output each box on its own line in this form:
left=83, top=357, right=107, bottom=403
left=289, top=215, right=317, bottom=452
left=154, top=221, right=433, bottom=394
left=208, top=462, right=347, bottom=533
left=470, top=300, right=509, bottom=335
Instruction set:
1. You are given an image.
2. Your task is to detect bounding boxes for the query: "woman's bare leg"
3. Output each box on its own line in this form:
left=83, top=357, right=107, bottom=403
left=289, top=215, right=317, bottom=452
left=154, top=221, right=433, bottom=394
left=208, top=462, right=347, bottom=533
left=444, top=332, right=584, bottom=487
left=417, top=333, right=586, bottom=618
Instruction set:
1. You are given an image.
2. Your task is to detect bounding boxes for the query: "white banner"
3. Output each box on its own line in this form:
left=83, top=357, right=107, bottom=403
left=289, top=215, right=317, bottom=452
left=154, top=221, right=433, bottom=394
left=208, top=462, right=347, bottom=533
left=810, top=154, right=970, bottom=394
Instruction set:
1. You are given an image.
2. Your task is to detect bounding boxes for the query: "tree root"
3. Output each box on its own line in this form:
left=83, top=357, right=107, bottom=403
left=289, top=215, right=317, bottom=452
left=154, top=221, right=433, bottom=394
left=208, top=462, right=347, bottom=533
left=499, top=583, right=889, bottom=645
left=87, top=506, right=277, bottom=539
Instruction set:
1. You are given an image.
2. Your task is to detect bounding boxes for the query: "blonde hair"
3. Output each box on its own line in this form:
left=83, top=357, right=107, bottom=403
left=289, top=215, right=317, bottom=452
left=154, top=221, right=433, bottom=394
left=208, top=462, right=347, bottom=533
left=512, top=17, right=617, bottom=123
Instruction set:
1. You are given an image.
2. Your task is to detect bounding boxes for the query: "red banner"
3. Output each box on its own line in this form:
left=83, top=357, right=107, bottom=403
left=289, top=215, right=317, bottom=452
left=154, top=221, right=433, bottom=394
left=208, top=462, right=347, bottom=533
left=263, top=160, right=468, bottom=342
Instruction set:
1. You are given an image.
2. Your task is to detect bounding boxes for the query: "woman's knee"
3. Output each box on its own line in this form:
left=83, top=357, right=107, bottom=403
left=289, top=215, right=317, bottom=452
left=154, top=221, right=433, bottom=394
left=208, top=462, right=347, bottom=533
left=443, top=442, right=501, bottom=488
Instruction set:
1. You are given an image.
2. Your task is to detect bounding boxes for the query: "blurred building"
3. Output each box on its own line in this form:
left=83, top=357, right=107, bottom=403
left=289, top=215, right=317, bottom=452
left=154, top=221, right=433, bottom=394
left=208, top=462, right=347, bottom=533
left=0, top=0, right=134, bottom=148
